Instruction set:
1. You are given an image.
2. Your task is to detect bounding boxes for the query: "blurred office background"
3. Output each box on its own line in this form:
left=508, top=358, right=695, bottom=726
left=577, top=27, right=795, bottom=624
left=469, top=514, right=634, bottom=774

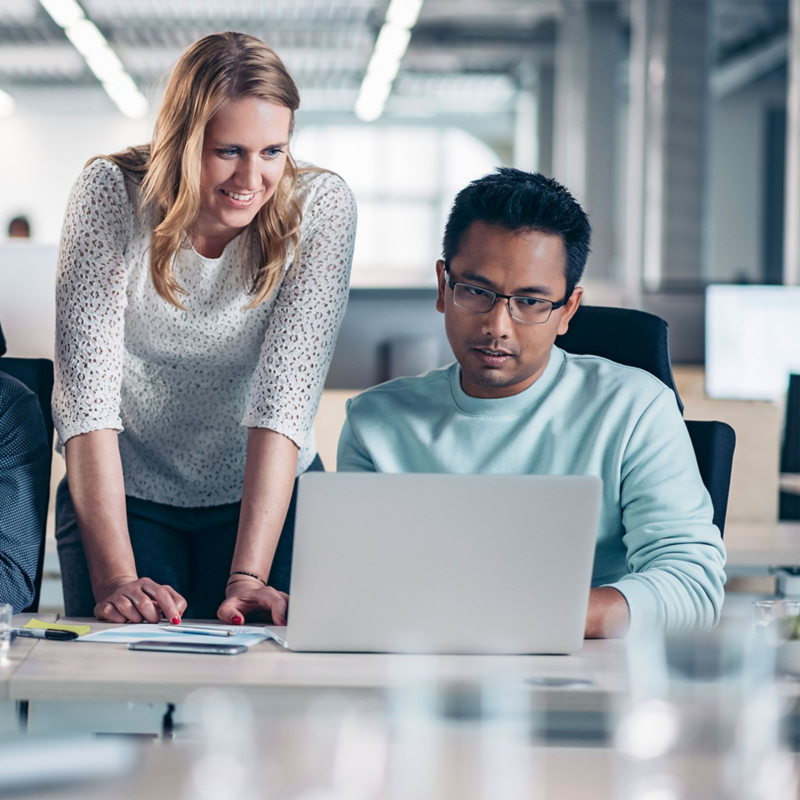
left=0, top=0, right=798, bottom=605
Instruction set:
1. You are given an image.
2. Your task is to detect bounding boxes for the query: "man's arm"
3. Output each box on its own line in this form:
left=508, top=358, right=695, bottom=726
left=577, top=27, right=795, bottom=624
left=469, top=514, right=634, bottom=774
left=336, top=404, right=377, bottom=472
left=608, top=388, right=726, bottom=635
left=586, top=587, right=629, bottom=638
left=0, top=380, right=49, bottom=612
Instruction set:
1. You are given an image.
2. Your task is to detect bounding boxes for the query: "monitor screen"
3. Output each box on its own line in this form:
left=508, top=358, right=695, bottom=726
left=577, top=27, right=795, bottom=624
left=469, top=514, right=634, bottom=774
left=705, top=285, right=800, bottom=400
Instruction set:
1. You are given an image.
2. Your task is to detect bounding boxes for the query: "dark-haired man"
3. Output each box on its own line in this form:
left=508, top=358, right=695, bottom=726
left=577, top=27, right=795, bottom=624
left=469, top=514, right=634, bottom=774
left=337, top=169, right=725, bottom=638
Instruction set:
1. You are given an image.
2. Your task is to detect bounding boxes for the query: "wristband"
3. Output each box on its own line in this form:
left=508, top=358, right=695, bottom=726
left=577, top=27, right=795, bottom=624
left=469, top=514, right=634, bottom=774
left=228, top=570, right=268, bottom=588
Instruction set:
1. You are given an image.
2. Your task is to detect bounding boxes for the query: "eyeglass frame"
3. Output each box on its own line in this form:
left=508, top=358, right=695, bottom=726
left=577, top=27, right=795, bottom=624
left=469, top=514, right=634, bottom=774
left=442, top=265, right=571, bottom=325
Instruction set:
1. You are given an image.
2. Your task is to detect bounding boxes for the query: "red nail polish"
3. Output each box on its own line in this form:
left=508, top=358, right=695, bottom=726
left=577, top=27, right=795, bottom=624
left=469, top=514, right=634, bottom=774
left=232, top=615, right=243, bottom=625
left=171, top=617, right=180, bottom=625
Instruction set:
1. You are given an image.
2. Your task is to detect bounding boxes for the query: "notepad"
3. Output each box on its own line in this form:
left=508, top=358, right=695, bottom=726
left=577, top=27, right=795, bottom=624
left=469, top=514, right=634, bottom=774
left=24, top=619, right=91, bottom=637
left=78, top=623, right=273, bottom=648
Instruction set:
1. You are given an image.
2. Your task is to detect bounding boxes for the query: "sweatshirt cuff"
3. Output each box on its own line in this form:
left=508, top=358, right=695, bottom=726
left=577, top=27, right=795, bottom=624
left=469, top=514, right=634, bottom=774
left=605, top=576, right=664, bottom=638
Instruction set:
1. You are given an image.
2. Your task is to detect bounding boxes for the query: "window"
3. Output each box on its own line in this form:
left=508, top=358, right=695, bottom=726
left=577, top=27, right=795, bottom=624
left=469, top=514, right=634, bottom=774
left=294, top=125, right=502, bottom=285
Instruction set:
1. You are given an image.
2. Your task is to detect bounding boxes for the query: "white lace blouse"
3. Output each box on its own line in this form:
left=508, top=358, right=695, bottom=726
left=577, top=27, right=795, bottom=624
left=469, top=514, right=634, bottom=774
left=53, top=158, right=356, bottom=507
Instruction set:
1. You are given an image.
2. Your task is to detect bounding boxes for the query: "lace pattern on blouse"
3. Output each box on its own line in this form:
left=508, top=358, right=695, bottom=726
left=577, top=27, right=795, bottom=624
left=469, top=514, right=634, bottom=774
left=54, top=158, right=356, bottom=507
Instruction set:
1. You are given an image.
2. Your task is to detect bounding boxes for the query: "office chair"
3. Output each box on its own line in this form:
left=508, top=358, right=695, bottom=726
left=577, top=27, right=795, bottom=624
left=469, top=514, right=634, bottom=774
left=0, top=322, right=54, bottom=612
left=555, top=305, right=735, bottom=537
left=779, top=374, right=800, bottom=521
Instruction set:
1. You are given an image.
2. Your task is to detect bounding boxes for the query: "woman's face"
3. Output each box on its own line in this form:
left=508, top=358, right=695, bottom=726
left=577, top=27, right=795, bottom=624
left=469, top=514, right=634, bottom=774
left=195, top=96, right=292, bottom=252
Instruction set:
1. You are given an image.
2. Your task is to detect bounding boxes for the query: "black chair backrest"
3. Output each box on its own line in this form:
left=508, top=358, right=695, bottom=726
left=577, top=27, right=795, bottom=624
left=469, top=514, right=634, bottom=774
left=556, top=304, right=735, bottom=537
left=685, top=420, right=736, bottom=536
left=0, top=357, right=55, bottom=612
left=781, top=374, right=800, bottom=473
left=780, top=374, right=800, bottom=520
left=556, top=305, right=684, bottom=414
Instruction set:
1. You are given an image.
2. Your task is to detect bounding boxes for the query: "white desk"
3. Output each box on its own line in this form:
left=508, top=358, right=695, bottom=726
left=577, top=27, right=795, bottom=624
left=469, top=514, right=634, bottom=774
left=1, top=741, right=621, bottom=800
left=4, top=618, right=800, bottom=800
left=725, top=521, right=800, bottom=569
left=0, top=615, right=44, bottom=702
left=3, top=718, right=799, bottom=800
left=9, top=619, right=629, bottom=714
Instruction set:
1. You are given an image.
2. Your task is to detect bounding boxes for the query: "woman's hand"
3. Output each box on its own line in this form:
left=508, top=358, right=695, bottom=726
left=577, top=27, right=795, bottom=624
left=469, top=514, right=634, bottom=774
left=217, top=577, right=288, bottom=625
left=94, top=577, right=187, bottom=624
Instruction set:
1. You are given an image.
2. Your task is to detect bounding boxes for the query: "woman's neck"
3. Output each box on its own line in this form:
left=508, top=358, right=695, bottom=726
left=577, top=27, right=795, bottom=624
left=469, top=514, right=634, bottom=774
left=189, top=226, right=244, bottom=259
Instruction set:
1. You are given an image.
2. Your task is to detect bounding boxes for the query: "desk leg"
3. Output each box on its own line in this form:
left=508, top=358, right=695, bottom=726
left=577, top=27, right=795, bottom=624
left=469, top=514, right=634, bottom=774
left=162, top=703, right=176, bottom=740
left=17, top=700, right=28, bottom=734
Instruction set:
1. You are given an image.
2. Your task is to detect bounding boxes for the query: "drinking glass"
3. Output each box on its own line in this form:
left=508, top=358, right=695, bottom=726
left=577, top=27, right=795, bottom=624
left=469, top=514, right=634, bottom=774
left=0, top=604, right=11, bottom=655
left=753, top=599, right=800, bottom=644
left=614, top=623, right=797, bottom=800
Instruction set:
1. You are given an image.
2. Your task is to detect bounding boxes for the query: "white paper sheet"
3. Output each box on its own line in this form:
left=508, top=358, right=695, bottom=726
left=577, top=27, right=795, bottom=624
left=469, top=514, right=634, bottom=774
left=78, top=623, right=273, bottom=648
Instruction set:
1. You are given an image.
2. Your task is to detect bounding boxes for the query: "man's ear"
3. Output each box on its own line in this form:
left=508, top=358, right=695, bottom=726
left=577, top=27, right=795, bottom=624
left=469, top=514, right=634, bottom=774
left=556, top=286, right=583, bottom=337
left=435, top=260, right=447, bottom=314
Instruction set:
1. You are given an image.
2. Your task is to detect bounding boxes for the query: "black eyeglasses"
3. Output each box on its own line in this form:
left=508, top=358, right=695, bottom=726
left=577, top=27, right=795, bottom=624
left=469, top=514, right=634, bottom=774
left=443, top=267, right=569, bottom=324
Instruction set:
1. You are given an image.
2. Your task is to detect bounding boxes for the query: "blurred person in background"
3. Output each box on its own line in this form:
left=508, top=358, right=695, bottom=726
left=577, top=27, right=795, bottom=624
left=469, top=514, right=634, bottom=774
left=0, top=320, right=49, bottom=612
left=53, top=32, right=356, bottom=625
left=7, top=216, right=31, bottom=239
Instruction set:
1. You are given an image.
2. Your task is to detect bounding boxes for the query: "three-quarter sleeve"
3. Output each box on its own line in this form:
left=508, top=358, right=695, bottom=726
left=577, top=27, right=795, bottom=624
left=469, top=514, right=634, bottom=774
left=243, top=173, right=357, bottom=447
left=53, top=159, right=134, bottom=445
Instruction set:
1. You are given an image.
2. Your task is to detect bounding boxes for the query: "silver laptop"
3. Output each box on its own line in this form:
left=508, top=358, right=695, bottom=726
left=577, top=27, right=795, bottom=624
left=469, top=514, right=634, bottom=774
left=281, top=473, right=602, bottom=655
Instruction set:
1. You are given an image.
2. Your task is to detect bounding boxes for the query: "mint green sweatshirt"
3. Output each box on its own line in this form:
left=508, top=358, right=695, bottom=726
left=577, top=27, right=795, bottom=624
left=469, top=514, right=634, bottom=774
left=337, top=346, right=726, bottom=634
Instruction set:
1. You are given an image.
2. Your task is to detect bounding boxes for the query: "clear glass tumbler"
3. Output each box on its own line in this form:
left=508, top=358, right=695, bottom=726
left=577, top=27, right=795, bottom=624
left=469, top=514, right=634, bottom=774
left=753, top=599, right=800, bottom=644
left=0, top=604, right=12, bottom=655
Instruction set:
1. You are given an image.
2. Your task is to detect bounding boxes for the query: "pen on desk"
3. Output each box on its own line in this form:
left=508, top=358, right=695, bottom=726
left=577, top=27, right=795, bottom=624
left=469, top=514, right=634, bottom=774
left=157, top=624, right=234, bottom=637
left=13, top=628, right=78, bottom=641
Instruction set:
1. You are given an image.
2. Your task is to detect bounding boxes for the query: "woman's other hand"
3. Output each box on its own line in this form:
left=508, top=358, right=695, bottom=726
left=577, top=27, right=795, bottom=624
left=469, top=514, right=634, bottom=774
left=218, top=576, right=288, bottom=625
left=94, top=577, right=187, bottom=624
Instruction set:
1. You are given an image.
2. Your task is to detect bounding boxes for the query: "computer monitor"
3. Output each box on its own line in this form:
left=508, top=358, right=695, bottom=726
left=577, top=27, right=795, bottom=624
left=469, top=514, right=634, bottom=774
left=705, top=285, right=800, bottom=401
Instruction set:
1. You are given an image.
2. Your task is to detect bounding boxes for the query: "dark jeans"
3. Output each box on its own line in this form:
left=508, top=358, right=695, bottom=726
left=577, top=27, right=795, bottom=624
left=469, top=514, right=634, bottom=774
left=55, top=454, right=324, bottom=619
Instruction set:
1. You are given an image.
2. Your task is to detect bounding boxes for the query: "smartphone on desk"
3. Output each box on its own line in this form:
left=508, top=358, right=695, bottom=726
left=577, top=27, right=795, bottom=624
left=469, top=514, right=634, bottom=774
left=128, top=641, right=247, bottom=656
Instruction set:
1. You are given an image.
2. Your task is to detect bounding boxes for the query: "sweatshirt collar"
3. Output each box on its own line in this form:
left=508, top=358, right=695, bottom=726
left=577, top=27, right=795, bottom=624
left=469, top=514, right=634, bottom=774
left=449, top=345, right=566, bottom=417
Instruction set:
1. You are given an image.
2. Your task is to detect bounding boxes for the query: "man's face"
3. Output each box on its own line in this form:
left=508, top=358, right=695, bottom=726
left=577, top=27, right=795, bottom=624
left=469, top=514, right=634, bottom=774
left=436, top=221, right=583, bottom=399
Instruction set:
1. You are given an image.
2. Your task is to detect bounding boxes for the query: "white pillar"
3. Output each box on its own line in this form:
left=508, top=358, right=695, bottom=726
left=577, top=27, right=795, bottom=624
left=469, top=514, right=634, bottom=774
left=553, top=0, right=621, bottom=281
left=784, top=0, right=800, bottom=285
left=514, top=64, right=538, bottom=173
left=624, top=0, right=649, bottom=307
left=553, top=2, right=589, bottom=201
left=625, top=0, right=709, bottom=297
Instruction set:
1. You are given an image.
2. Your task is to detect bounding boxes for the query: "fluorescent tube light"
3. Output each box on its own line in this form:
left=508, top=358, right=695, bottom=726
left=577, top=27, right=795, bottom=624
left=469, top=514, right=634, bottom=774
left=355, top=0, right=423, bottom=122
left=0, top=88, right=15, bottom=117
left=103, top=73, right=149, bottom=119
left=39, top=0, right=148, bottom=119
left=386, top=0, right=423, bottom=30
left=39, top=0, right=83, bottom=28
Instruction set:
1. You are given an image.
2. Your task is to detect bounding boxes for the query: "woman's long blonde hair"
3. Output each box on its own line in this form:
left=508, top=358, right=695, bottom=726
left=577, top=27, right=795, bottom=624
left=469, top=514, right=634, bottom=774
left=97, top=32, right=304, bottom=309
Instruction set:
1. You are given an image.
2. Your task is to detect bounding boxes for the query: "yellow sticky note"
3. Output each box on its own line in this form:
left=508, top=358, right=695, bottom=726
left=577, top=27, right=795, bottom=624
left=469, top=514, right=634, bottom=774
left=24, top=619, right=91, bottom=637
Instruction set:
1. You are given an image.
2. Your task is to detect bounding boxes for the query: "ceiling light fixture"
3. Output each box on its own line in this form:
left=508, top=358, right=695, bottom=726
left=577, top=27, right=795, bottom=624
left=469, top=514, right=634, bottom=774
left=0, top=88, right=15, bottom=117
left=355, top=0, right=423, bottom=122
left=39, top=0, right=148, bottom=119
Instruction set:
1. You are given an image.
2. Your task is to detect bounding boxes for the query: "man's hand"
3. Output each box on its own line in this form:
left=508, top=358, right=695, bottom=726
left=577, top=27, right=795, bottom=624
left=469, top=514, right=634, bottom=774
left=94, top=577, right=187, bottom=624
left=217, top=577, right=289, bottom=625
left=585, top=587, right=630, bottom=638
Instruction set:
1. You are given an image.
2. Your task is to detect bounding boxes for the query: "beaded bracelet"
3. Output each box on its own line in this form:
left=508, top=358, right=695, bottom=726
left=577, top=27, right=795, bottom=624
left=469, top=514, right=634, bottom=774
left=228, top=570, right=268, bottom=588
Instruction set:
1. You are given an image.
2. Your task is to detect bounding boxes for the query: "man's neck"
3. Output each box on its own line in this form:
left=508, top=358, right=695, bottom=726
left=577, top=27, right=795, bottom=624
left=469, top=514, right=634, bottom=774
left=459, top=353, right=551, bottom=399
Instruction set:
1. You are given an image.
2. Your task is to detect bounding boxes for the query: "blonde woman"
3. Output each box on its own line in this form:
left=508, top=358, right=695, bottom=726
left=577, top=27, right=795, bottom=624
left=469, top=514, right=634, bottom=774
left=53, top=32, right=356, bottom=625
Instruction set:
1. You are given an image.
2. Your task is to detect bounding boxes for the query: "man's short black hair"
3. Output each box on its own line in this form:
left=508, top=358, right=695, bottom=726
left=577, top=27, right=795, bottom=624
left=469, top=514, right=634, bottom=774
left=442, top=168, right=592, bottom=296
